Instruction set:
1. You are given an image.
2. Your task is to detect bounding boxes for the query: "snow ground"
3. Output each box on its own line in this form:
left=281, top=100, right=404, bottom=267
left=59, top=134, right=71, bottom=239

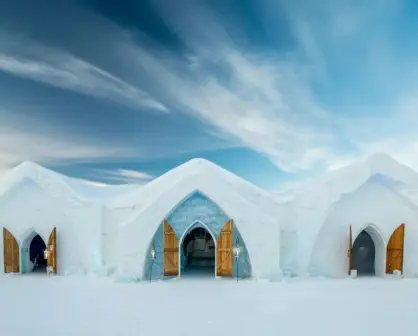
left=1, top=275, right=418, bottom=336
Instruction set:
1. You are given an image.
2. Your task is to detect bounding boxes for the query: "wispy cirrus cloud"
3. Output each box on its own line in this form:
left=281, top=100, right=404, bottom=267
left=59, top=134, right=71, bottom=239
left=1, top=0, right=337, bottom=173
left=0, top=108, right=143, bottom=174
left=91, top=168, right=154, bottom=185
left=73, top=178, right=112, bottom=187
left=117, top=0, right=338, bottom=172
left=140, top=0, right=418, bottom=173
left=0, top=32, right=167, bottom=112
left=1, top=0, right=418, bottom=181
left=0, top=128, right=138, bottom=171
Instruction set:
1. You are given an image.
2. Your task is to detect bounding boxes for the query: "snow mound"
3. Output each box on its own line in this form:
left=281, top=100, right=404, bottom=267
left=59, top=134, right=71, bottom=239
left=62, top=176, right=140, bottom=200
left=0, top=161, right=139, bottom=202
left=282, top=153, right=418, bottom=210
left=107, top=158, right=281, bottom=217
left=0, top=161, right=82, bottom=204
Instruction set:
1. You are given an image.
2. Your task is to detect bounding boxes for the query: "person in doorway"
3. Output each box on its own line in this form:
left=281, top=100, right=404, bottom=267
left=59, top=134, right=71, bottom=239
left=43, top=249, right=49, bottom=261
left=32, top=255, right=38, bottom=268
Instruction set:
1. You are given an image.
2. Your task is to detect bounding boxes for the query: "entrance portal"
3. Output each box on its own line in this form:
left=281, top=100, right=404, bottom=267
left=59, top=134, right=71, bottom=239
left=20, top=231, right=48, bottom=274
left=29, top=235, right=47, bottom=273
left=181, top=227, right=215, bottom=277
left=352, top=230, right=375, bottom=276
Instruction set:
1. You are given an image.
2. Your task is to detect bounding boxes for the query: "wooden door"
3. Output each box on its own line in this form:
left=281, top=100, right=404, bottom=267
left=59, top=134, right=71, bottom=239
left=47, top=227, right=57, bottom=274
left=3, top=228, right=19, bottom=273
left=163, top=220, right=179, bottom=276
left=386, top=224, right=405, bottom=274
left=217, top=219, right=233, bottom=277
left=348, top=224, right=352, bottom=274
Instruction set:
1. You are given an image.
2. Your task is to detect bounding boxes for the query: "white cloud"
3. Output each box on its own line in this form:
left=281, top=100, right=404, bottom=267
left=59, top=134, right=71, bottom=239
left=1, top=0, right=418, bottom=179
left=1, top=1, right=340, bottom=173
left=0, top=106, right=239, bottom=174
left=113, top=169, right=154, bottom=180
left=91, top=168, right=154, bottom=184
left=0, top=33, right=167, bottom=112
left=73, top=178, right=111, bottom=187
left=0, top=113, right=141, bottom=173
left=111, top=0, right=338, bottom=173
left=141, top=0, right=418, bottom=174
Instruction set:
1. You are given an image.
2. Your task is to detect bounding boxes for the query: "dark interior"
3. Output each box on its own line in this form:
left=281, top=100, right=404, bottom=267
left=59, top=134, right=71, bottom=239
left=352, top=230, right=375, bottom=276
left=182, top=227, right=215, bottom=275
left=29, top=234, right=47, bottom=272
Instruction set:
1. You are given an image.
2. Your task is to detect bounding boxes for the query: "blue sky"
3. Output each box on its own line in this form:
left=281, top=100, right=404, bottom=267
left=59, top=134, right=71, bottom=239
left=1, top=0, right=418, bottom=190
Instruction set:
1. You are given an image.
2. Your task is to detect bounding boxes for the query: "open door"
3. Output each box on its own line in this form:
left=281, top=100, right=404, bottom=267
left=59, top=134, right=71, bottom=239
left=386, top=224, right=405, bottom=274
left=3, top=228, right=19, bottom=273
left=163, top=220, right=179, bottom=276
left=348, top=224, right=352, bottom=274
left=47, top=227, right=57, bottom=274
left=216, top=219, right=233, bottom=277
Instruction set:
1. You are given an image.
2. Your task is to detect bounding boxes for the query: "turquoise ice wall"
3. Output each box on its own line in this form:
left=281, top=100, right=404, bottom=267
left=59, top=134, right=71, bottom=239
left=142, top=191, right=251, bottom=280
left=143, top=223, right=163, bottom=281
left=20, top=247, right=28, bottom=273
left=232, top=226, right=251, bottom=279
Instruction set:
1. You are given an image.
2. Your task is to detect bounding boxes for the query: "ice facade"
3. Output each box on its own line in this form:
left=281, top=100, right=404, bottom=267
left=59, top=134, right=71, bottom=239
left=142, top=191, right=251, bottom=280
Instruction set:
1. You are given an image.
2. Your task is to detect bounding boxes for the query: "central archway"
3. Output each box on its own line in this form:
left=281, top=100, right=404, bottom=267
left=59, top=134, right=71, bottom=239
left=178, top=221, right=216, bottom=278
left=143, top=191, right=252, bottom=280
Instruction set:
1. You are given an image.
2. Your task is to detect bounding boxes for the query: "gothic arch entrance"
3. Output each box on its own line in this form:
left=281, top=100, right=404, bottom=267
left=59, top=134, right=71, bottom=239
left=178, top=221, right=216, bottom=278
left=20, top=230, right=47, bottom=273
left=352, top=230, right=375, bottom=275
left=143, top=191, right=252, bottom=280
left=349, top=224, right=385, bottom=276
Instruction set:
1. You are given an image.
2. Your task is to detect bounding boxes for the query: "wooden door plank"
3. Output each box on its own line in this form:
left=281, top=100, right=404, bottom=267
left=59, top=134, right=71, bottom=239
left=163, top=220, right=179, bottom=276
left=3, top=227, right=19, bottom=273
left=386, top=224, right=405, bottom=274
left=216, top=219, right=233, bottom=277
left=47, top=227, right=57, bottom=274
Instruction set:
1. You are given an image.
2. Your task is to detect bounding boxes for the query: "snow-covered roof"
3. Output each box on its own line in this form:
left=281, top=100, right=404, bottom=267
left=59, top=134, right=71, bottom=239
left=3, top=153, right=418, bottom=235
left=0, top=161, right=139, bottom=202
left=107, top=158, right=282, bottom=217
left=278, top=153, right=418, bottom=209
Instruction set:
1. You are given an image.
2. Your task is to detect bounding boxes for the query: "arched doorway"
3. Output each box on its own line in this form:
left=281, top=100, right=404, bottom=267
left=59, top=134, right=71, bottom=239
left=142, top=191, right=252, bottom=280
left=350, top=225, right=386, bottom=277
left=352, top=230, right=375, bottom=275
left=20, top=231, right=47, bottom=273
left=180, top=224, right=216, bottom=277
left=30, top=235, right=47, bottom=272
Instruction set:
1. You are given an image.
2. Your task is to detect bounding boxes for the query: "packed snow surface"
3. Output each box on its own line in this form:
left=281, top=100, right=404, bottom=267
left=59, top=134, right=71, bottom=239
left=1, top=275, right=418, bottom=336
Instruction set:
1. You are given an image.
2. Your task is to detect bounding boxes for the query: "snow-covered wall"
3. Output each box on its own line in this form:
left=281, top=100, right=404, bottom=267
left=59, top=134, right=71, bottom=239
left=280, top=229, right=298, bottom=276
left=308, top=177, right=418, bottom=277
left=0, top=178, right=103, bottom=275
left=101, top=205, right=137, bottom=274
